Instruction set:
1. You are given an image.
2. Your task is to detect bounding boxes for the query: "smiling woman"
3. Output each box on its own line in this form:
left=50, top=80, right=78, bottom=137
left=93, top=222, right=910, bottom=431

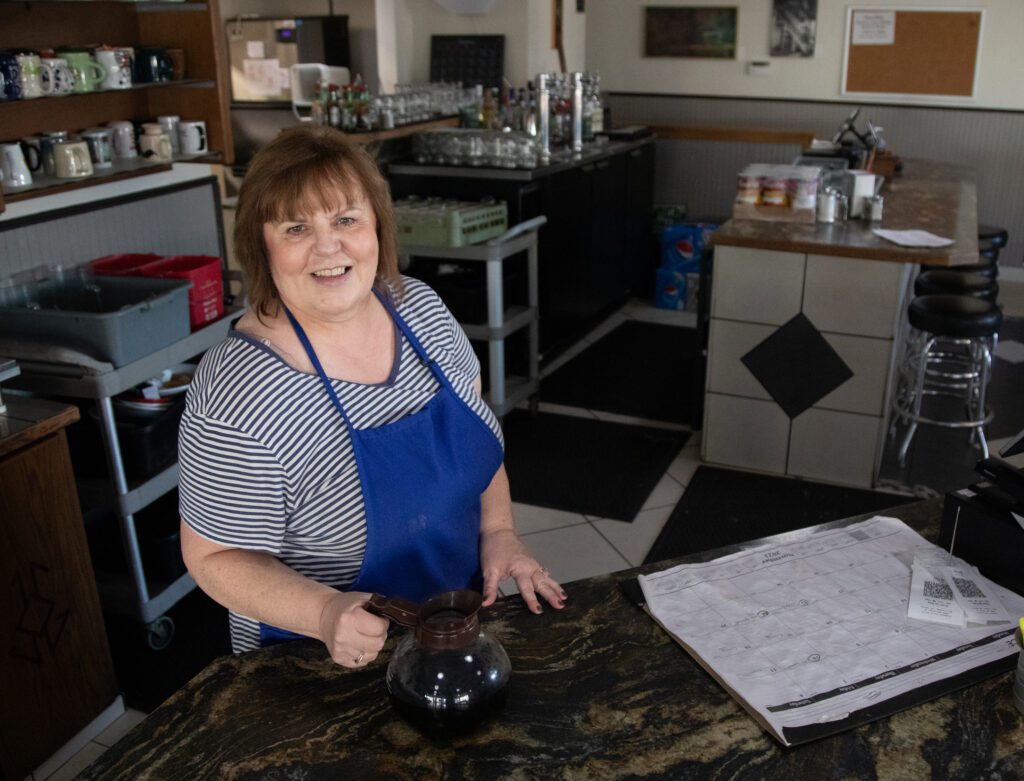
left=176, top=126, right=566, bottom=665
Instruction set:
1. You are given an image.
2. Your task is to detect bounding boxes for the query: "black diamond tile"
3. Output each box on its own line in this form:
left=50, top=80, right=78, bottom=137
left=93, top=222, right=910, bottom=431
left=741, top=314, right=854, bottom=419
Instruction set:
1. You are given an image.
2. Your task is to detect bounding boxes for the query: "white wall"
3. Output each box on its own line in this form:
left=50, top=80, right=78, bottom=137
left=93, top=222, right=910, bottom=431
left=586, top=0, right=1024, bottom=111
left=394, top=0, right=586, bottom=87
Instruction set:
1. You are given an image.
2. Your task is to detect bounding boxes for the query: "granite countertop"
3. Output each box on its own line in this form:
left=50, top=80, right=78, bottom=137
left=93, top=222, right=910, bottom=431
left=81, top=499, right=1024, bottom=780
left=712, top=159, right=978, bottom=267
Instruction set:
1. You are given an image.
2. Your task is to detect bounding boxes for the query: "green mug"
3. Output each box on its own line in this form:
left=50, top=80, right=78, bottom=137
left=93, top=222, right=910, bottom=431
left=64, top=51, right=106, bottom=93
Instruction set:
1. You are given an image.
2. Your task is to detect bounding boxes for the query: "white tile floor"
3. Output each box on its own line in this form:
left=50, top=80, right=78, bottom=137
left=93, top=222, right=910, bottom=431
left=29, top=298, right=701, bottom=780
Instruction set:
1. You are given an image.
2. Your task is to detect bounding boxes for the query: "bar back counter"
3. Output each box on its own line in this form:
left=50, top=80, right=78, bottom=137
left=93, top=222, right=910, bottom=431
left=704, top=161, right=977, bottom=488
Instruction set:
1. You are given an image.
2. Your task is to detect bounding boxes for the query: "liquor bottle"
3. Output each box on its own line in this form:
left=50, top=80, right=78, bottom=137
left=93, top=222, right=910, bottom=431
left=590, top=71, right=604, bottom=135
left=523, top=80, right=538, bottom=137
left=310, top=81, right=326, bottom=126
left=327, top=85, right=342, bottom=128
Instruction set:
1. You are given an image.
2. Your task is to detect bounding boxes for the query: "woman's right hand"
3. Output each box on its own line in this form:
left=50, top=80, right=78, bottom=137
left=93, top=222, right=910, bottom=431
left=318, top=591, right=389, bottom=668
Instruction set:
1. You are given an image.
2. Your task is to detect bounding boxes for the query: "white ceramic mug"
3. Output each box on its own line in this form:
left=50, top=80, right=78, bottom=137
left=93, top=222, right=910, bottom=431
left=52, top=139, right=94, bottom=179
left=95, top=48, right=132, bottom=90
left=39, top=130, right=69, bottom=176
left=178, top=119, right=207, bottom=154
left=81, top=127, right=114, bottom=168
left=1, top=142, right=33, bottom=188
left=15, top=53, right=43, bottom=99
left=40, top=57, right=74, bottom=95
left=139, top=127, right=173, bottom=162
left=18, top=137, right=42, bottom=172
left=107, top=120, right=137, bottom=159
left=157, top=115, right=181, bottom=153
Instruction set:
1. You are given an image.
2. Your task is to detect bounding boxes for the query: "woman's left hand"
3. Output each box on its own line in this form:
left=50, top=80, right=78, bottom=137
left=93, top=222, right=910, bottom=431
left=480, top=527, right=567, bottom=613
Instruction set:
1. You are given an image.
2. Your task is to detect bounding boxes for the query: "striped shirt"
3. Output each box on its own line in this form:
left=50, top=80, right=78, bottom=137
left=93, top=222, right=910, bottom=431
left=178, top=277, right=502, bottom=652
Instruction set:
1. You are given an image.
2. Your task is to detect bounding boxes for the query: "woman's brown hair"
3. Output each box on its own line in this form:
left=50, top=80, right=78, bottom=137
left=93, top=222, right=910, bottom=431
left=234, top=126, right=402, bottom=318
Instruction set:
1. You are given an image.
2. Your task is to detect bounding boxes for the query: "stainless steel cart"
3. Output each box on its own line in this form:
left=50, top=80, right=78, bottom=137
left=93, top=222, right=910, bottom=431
left=10, top=310, right=240, bottom=649
left=399, top=216, right=546, bottom=417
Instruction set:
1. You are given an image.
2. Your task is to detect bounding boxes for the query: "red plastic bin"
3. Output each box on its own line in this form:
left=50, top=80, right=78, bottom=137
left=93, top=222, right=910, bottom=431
left=89, top=253, right=164, bottom=277
left=140, top=255, right=224, bottom=329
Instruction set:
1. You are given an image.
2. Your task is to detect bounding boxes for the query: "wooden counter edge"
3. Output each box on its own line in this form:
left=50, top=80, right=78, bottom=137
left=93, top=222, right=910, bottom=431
left=648, top=124, right=816, bottom=147
left=0, top=397, right=80, bottom=459
left=709, top=232, right=971, bottom=266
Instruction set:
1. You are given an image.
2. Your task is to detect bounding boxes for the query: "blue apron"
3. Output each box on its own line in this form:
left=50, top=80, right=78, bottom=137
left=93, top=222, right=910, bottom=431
left=259, top=289, right=503, bottom=646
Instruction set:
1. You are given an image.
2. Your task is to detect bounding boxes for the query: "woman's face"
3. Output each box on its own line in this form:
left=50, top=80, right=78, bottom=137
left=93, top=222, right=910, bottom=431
left=263, top=185, right=379, bottom=325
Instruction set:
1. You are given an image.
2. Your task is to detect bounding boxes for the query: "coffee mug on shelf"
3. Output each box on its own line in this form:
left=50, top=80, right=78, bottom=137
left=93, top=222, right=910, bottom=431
left=107, top=120, right=138, bottom=160
left=40, top=57, right=75, bottom=96
left=139, top=129, right=173, bottom=162
left=64, top=51, right=106, bottom=93
left=133, top=46, right=173, bottom=83
left=39, top=130, right=70, bottom=177
left=81, top=127, right=114, bottom=168
left=19, top=137, right=43, bottom=172
left=52, top=139, right=94, bottom=179
left=157, top=115, right=181, bottom=153
left=95, top=48, right=133, bottom=90
left=166, top=48, right=186, bottom=81
left=16, top=52, right=43, bottom=99
left=178, top=119, right=208, bottom=155
left=0, top=51, right=21, bottom=100
left=1, top=142, right=33, bottom=188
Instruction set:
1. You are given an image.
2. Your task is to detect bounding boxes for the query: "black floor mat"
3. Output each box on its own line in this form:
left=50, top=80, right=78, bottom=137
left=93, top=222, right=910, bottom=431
left=539, top=321, right=700, bottom=424
left=503, top=409, right=690, bottom=521
left=643, top=466, right=914, bottom=565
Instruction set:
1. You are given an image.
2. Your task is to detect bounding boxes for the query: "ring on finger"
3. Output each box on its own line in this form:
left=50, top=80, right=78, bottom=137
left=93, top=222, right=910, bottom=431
left=355, top=652, right=365, bottom=664
left=534, top=567, right=550, bottom=579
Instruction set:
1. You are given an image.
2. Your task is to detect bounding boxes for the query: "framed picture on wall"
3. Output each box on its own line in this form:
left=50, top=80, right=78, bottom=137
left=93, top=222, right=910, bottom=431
left=644, top=7, right=738, bottom=59
left=770, top=0, right=817, bottom=57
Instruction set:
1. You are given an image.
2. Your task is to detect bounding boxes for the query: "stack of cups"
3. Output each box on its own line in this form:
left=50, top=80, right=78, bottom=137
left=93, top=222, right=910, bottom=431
left=1014, top=621, right=1024, bottom=715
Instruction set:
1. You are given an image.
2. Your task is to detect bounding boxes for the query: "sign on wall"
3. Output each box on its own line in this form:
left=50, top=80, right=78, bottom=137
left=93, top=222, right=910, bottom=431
left=644, top=7, right=738, bottom=59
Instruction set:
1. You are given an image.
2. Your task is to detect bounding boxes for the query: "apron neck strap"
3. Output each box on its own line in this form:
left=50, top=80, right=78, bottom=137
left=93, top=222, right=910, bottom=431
left=282, top=287, right=449, bottom=422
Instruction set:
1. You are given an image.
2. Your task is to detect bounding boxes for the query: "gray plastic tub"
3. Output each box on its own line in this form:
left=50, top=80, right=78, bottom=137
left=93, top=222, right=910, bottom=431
left=0, top=276, right=192, bottom=367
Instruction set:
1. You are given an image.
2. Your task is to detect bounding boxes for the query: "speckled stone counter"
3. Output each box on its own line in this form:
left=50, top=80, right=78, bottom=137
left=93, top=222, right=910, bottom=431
left=80, top=499, right=1024, bottom=780
left=712, top=159, right=978, bottom=267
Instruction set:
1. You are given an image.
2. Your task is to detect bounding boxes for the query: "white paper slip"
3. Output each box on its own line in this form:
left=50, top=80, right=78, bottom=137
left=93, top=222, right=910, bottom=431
left=872, top=229, right=954, bottom=248
left=941, top=565, right=1011, bottom=625
left=908, top=560, right=966, bottom=627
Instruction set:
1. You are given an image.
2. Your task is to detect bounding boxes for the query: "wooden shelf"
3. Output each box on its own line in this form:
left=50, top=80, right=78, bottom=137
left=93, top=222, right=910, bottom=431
left=2, top=153, right=219, bottom=204
left=0, top=0, right=233, bottom=177
left=343, top=116, right=460, bottom=145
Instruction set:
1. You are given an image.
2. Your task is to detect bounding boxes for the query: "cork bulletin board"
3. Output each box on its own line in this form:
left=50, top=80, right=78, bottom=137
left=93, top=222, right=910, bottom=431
left=842, top=8, right=982, bottom=100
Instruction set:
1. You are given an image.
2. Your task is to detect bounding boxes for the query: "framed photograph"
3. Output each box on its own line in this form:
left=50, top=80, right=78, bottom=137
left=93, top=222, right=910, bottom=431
left=644, top=6, right=738, bottom=59
left=770, top=0, right=818, bottom=57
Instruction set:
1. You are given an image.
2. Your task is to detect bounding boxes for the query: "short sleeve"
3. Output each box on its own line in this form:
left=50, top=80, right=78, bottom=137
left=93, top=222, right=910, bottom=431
left=177, top=407, right=288, bottom=554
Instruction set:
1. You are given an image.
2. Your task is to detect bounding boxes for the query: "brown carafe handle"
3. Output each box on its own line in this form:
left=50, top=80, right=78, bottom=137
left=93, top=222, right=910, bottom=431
left=365, top=593, right=419, bottom=627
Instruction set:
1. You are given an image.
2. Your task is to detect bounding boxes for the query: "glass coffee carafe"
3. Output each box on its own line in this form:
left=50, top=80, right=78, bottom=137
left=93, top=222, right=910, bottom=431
left=366, top=590, right=511, bottom=739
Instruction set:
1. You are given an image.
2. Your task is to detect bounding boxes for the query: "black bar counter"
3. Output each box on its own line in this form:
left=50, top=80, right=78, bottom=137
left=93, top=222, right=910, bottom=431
left=80, top=499, right=1024, bottom=780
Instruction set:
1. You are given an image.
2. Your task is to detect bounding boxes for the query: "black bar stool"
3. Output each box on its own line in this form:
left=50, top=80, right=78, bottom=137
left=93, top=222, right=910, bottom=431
left=914, top=269, right=998, bottom=302
left=944, top=260, right=999, bottom=279
left=978, top=224, right=1009, bottom=249
left=892, top=294, right=1002, bottom=467
left=978, top=239, right=1000, bottom=262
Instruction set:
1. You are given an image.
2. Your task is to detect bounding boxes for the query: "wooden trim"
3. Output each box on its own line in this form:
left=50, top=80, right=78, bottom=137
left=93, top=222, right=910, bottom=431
left=647, top=124, right=816, bottom=147
left=344, top=116, right=460, bottom=145
left=3, top=163, right=175, bottom=204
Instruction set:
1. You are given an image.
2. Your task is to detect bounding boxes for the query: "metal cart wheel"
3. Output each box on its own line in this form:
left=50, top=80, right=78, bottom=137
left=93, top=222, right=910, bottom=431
left=146, top=616, right=176, bottom=651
